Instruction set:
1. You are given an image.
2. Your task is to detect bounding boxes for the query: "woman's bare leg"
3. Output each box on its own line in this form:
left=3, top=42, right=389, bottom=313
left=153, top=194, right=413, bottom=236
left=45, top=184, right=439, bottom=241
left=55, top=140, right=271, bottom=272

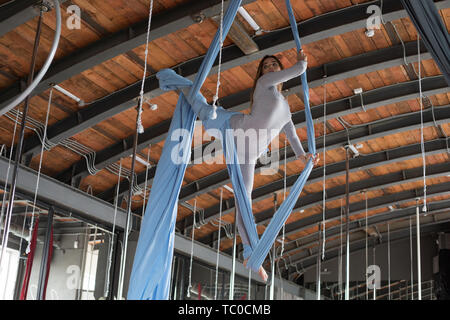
left=235, top=162, right=268, bottom=283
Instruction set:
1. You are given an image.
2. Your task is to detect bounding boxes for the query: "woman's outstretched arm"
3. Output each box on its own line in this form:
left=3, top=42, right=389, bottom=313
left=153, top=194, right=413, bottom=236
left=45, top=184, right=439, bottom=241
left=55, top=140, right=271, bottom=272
left=257, top=60, right=307, bottom=89
left=282, top=119, right=306, bottom=158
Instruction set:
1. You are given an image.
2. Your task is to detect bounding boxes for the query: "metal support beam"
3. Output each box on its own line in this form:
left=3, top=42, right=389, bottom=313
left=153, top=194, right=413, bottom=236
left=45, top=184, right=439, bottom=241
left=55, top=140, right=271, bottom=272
left=218, top=182, right=450, bottom=256
left=173, top=231, right=304, bottom=296
left=280, top=199, right=450, bottom=258
left=178, top=107, right=450, bottom=234
left=0, top=0, right=257, bottom=116
left=290, top=219, right=450, bottom=274
left=176, top=138, right=448, bottom=206
left=0, top=0, right=41, bottom=38
left=0, top=155, right=129, bottom=231
left=17, top=12, right=436, bottom=159
left=55, top=70, right=447, bottom=188
left=201, top=161, right=450, bottom=247
left=97, top=89, right=449, bottom=204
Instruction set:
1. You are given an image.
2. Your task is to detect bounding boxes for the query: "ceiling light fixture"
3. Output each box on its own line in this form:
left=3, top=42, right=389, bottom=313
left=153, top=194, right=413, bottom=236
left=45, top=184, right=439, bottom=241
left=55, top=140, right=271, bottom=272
left=238, top=7, right=263, bottom=35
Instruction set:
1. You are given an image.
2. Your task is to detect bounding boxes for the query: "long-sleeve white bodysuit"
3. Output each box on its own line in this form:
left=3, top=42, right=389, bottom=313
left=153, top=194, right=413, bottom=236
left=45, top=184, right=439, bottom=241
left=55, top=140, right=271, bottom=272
left=229, top=60, right=308, bottom=252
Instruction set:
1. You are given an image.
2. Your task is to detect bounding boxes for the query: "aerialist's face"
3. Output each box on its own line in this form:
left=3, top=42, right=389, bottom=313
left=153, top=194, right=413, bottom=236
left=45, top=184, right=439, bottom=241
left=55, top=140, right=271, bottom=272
left=261, top=57, right=281, bottom=75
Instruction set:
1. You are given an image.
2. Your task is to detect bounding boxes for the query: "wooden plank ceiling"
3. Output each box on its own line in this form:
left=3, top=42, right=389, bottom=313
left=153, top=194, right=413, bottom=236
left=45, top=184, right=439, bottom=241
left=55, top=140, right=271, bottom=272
left=0, top=0, right=449, bottom=271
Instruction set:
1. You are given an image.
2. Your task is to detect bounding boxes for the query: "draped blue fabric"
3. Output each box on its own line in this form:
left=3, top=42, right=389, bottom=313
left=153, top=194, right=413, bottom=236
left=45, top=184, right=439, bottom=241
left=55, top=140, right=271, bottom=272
left=400, top=0, right=450, bottom=85
left=127, top=0, right=315, bottom=299
left=232, top=0, right=316, bottom=271
left=127, top=0, right=242, bottom=300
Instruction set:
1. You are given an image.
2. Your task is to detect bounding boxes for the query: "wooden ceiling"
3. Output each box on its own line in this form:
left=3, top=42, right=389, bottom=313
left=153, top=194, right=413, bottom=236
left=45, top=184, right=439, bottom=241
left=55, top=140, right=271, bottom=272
left=0, top=0, right=449, bottom=273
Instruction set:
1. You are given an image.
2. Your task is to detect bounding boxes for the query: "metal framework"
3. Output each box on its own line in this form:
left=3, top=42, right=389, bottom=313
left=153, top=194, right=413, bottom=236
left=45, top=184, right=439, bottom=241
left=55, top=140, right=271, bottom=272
left=0, top=0, right=258, bottom=116
left=206, top=176, right=450, bottom=250
left=58, top=76, right=449, bottom=192
left=288, top=219, right=450, bottom=274
left=20, top=39, right=431, bottom=159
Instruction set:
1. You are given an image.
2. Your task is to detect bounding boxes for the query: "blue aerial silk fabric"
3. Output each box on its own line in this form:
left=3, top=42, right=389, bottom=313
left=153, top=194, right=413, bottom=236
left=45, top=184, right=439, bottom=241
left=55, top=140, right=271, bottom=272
left=127, top=0, right=243, bottom=300
left=127, top=0, right=315, bottom=299
left=226, top=0, right=316, bottom=271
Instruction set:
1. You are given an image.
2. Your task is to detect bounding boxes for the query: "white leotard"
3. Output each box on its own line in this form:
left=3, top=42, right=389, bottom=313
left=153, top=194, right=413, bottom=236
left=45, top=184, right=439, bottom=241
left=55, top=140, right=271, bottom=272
left=230, top=60, right=308, bottom=164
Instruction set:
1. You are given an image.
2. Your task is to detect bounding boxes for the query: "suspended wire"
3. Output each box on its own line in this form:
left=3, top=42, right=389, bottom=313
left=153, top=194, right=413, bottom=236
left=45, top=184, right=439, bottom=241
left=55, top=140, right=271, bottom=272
left=387, top=222, right=391, bottom=300
left=338, top=198, right=343, bottom=300
left=415, top=199, right=422, bottom=300
left=140, top=145, right=152, bottom=229
left=322, top=78, right=327, bottom=261
left=209, top=218, right=234, bottom=239
left=417, top=36, right=427, bottom=213
left=280, top=137, right=287, bottom=258
left=0, top=106, right=20, bottom=243
left=187, top=199, right=197, bottom=298
left=4, top=97, right=144, bottom=195
left=26, top=88, right=53, bottom=256
left=105, top=159, right=122, bottom=299
left=87, top=225, right=98, bottom=300
left=409, top=216, right=414, bottom=300
left=214, top=188, right=223, bottom=300
left=365, top=191, right=369, bottom=300
left=211, top=0, right=225, bottom=119
left=137, top=0, right=155, bottom=134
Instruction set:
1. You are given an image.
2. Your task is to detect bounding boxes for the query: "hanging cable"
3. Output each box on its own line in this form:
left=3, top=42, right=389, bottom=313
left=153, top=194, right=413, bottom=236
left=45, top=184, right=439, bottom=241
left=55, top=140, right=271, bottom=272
left=0, top=106, right=20, bottom=239
left=280, top=137, right=287, bottom=258
left=388, top=222, right=391, bottom=300
left=365, top=191, right=368, bottom=300
left=416, top=199, right=422, bottom=300
left=27, top=88, right=53, bottom=255
left=105, top=159, right=122, bottom=299
left=187, top=199, right=197, bottom=298
left=140, top=145, right=152, bottom=229
left=214, top=189, right=223, bottom=300
left=322, top=78, right=327, bottom=261
left=417, top=36, right=428, bottom=213
left=87, top=226, right=97, bottom=300
left=1, top=0, right=61, bottom=116
left=2, top=86, right=53, bottom=269
left=344, top=147, right=350, bottom=300
left=409, top=216, right=414, bottom=300
left=211, top=0, right=225, bottom=119
left=316, top=222, right=321, bottom=300
left=373, top=241, right=376, bottom=300
left=338, top=198, right=343, bottom=300
left=137, top=0, right=155, bottom=134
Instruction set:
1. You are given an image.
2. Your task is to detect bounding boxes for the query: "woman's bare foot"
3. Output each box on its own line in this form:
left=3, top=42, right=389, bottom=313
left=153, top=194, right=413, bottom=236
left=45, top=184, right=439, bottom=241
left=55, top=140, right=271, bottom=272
left=244, top=259, right=269, bottom=283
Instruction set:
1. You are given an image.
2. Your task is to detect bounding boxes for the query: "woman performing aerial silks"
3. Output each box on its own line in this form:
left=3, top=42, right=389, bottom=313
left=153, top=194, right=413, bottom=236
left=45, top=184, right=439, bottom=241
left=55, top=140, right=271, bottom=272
left=183, top=49, right=319, bottom=282
left=128, top=0, right=318, bottom=299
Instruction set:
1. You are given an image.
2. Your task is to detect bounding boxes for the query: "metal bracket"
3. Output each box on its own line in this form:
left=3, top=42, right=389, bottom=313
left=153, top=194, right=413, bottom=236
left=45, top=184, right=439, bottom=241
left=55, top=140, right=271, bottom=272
left=192, top=12, right=206, bottom=24
left=33, top=0, right=53, bottom=13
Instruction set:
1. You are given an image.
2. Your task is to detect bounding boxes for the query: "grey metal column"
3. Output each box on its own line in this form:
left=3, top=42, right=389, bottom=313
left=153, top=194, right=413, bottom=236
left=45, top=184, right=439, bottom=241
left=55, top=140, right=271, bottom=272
left=37, top=206, right=54, bottom=300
